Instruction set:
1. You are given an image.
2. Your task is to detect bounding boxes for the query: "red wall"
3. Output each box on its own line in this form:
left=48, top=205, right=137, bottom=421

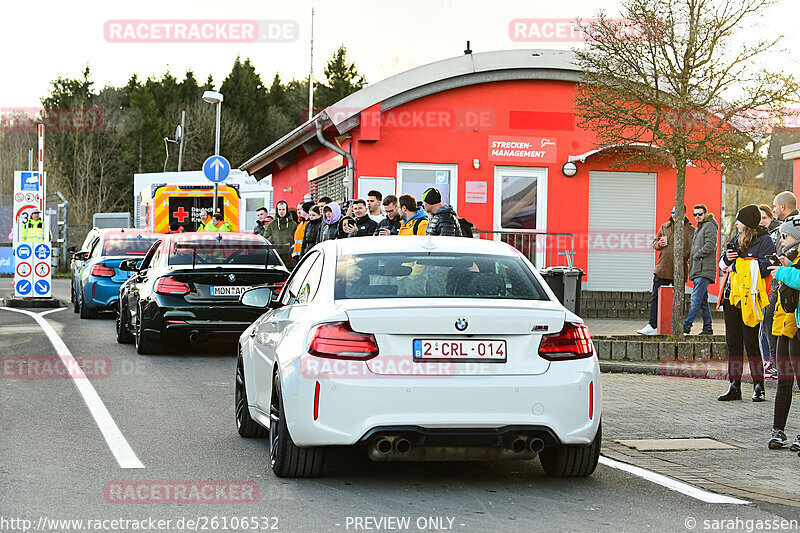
left=269, top=79, right=722, bottom=287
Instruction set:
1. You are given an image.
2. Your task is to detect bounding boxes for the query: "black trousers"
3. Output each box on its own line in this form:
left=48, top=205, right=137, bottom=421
left=723, top=300, right=764, bottom=382
left=648, top=275, right=673, bottom=328
left=773, top=335, right=800, bottom=431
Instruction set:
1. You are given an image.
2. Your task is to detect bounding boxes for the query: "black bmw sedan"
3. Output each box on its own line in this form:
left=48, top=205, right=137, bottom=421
left=116, top=232, right=290, bottom=354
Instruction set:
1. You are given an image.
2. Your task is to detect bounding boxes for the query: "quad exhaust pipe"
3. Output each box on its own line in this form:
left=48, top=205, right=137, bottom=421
left=375, top=438, right=393, bottom=455
left=529, top=438, right=545, bottom=453
left=374, top=437, right=412, bottom=456
left=188, top=331, right=200, bottom=343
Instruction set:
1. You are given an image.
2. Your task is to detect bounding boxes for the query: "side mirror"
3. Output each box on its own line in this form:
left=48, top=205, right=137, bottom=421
left=74, top=251, right=90, bottom=261
left=241, top=287, right=281, bottom=309
left=67, top=246, right=77, bottom=254
left=119, top=258, right=139, bottom=272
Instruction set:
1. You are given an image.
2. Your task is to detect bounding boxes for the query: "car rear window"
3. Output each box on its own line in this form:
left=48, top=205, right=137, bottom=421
left=334, top=253, right=548, bottom=300
left=168, top=239, right=282, bottom=267
left=102, top=236, right=159, bottom=256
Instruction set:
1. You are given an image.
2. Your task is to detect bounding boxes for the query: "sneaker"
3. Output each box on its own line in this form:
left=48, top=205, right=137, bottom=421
left=637, top=324, right=657, bottom=335
left=769, top=429, right=789, bottom=449
left=699, top=329, right=714, bottom=336
left=683, top=325, right=691, bottom=335
left=791, top=436, right=800, bottom=452
left=764, top=361, right=778, bottom=380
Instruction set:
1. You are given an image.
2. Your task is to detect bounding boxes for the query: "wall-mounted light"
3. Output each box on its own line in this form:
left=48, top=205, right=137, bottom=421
left=283, top=186, right=293, bottom=193
left=562, top=161, right=578, bottom=177
left=473, top=158, right=480, bottom=170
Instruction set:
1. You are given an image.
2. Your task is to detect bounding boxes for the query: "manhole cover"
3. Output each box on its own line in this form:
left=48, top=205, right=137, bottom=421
left=614, top=438, right=737, bottom=451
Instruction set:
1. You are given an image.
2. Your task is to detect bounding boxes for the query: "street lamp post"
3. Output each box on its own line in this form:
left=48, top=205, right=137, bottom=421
left=202, top=90, right=224, bottom=214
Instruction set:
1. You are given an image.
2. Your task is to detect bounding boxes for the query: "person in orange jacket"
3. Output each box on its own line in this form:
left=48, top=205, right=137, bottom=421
left=292, top=202, right=314, bottom=266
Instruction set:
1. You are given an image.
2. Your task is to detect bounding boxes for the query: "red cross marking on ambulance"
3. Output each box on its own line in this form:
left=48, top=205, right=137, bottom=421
left=173, top=207, right=189, bottom=222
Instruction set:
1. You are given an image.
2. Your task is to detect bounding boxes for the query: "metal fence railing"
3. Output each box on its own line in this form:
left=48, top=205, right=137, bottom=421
left=474, top=229, right=576, bottom=269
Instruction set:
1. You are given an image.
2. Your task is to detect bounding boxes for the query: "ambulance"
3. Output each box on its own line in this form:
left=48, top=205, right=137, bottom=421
left=139, top=183, right=241, bottom=233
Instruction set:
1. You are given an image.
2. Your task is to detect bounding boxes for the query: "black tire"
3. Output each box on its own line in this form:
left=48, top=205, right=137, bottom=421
left=116, top=301, right=133, bottom=344
left=79, top=289, right=97, bottom=319
left=235, top=352, right=268, bottom=438
left=540, top=422, right=601, bottom=478
left=73, top=282, right=80, bottom=313
left=134, top=303, right=160, bottom=355
left=269, top=372, right=326, bottom=478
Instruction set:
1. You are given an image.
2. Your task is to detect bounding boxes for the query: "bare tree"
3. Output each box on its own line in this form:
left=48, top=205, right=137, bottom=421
left=575, top=0, right=799, bottom=337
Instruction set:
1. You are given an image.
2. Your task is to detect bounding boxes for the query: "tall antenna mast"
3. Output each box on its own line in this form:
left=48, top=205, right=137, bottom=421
left=308, top=5, right=315, bottom=122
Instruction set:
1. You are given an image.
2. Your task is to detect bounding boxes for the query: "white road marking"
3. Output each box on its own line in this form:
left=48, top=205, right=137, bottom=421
left=599, top=456, right=748, bottom=504
left=1, top=306, right=144, bottom=469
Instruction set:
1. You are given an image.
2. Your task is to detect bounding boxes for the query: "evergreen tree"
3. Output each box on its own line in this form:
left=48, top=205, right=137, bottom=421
left=220, top=57, right=269, bottom=156
left=268, top=73, right=286, bottom=110
left=179, top=70, right=202, bottom=103
left=314, top=45, right=366, bottom=109
left=125, top=85, right=163, bottom=174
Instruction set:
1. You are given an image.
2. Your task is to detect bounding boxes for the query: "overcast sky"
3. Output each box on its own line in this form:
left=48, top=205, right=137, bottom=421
left=1, top=0, right=799, bottom=108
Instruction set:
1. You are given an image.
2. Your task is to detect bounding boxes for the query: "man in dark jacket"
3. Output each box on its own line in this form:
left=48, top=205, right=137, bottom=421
left=375, top=195, right=402, bottom=235
left=638, top=207, right=694, bottom=335
left=684, top=204, right=718, bottom=335
left=253, top=207, right=269, bottom=236
left=301, top=205, right=322, bottom=256
left=344, top=199, right=379, bottom=237
left=422, top=187, right=462, bottom=237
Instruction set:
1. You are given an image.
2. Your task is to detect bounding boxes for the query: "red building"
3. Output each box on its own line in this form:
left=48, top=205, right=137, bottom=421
left=240, top=49, right=721, bottom=293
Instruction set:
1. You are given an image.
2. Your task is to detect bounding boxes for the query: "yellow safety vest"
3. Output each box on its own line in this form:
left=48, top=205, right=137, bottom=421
left=22, top=219, right=45, bottom=243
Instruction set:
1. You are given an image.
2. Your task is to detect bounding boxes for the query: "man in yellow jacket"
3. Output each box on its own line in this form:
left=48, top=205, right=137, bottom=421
left=208, top=212, right=232, bottom=232
left=22, top=210, right=47, bottom=243
left=397, top=194, right=428, bottom=235
left=197, top=208, right=215, bottom=232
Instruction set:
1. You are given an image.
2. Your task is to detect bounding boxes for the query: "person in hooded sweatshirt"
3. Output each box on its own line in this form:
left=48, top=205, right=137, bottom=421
left=319, top=202, right=347, bottom=242
left=301, top=205, right=322, bottom=256
left=263, top=200, right=297, bottom=268
left=421, top=187, right=462, bottom=237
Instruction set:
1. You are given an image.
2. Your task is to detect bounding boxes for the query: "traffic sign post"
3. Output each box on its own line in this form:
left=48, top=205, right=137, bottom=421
left=203, top=155, right=230, bottom=216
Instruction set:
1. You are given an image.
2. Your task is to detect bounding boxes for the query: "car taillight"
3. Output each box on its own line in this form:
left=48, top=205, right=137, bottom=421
left=307, top=321, right=379, bottom=360
left=91, top=264, right=115, bottom=277
left=155, top=276, right=190, bottom=295
left=539, top=322, right=594, bottom=361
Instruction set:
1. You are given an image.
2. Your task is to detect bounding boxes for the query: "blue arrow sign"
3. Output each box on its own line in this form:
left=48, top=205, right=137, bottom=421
left=16, top=279, right=31, bottom=295
left=16, top=244, right=32, bottom=260
left=203, top=155, right=231, bottom=183
left=34, top=244, right=50, bottom=260
left=34, top=279, right=50, bottom=295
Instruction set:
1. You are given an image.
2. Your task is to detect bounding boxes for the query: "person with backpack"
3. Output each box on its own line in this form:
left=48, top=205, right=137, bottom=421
left=421, top=187, right=462, bottom=237
left=397, top=194, right=428, bottom=235
left=767, top=216, right=800, bottom=449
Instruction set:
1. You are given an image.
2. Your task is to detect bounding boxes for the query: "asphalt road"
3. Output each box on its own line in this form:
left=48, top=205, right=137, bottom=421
left=1, top=278, right=799, bottom=532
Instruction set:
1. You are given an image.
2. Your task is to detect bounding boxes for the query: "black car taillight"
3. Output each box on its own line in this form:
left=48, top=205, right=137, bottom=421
left=307, top=321, right=379, bottom=360
left=155, top=276, right=190, bottom=295
left=539, top=323, right=594, bottom=361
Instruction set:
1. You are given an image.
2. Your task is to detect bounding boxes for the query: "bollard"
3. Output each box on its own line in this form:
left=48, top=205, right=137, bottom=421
left=657, top=285, right=673, bottom=335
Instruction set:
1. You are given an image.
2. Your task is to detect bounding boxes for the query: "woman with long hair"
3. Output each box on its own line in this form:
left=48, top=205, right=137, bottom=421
left=718, top=205, right=773, bottom=402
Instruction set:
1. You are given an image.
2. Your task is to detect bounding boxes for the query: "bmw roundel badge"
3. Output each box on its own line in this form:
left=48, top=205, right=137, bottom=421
left=455, top=318, right=468, bottom=331
left=228, top=274, right=236, bottom=282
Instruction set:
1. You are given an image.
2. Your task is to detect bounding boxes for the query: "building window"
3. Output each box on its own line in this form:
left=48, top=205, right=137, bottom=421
left=397, top=163, right=458, bottom=210
left=310, top=168, right=347, bottom=203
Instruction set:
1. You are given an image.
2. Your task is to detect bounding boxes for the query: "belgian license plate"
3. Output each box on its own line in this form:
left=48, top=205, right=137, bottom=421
left=210, top=286, right=252, bottom=296
left=413, top=339, right=507, bottom=362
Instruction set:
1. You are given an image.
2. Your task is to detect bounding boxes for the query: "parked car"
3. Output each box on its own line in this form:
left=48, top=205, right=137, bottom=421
left=117, top=233, right=290, bottom=354
left=235, top=236, right=601, bottom=478
left=69, top=227, right=101, bottom=308
left=71, top=228, right=159, bottom=318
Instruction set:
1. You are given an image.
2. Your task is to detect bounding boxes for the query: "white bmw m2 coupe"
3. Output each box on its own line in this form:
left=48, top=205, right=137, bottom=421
left=235, top=236, right=601, bottom=478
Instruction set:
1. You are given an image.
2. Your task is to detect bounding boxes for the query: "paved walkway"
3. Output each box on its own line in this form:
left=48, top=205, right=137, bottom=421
left=585, top=317, right=728, bottom=336
left=603, top=373, right=800, bottom=507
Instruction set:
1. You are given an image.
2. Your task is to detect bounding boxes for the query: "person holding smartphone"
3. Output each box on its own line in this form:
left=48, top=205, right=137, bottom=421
left=766, top=217, right=800, bottom=449
left=718, top=205, right=773, bottom=402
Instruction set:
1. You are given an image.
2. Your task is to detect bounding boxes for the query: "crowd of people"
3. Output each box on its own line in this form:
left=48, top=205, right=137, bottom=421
left=250, top=187, right=471, bottom=270
left=637, top=191, right=800, bottom=451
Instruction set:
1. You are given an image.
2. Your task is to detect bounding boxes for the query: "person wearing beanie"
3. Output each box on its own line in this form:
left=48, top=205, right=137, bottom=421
left=717, top=204, right=774, bottom=402
left=637, top=206, right=693, bottom=335
left=422, top=187, right=462, bottom=237
left=263, top=200, right=298, bottom=268
left=291, top=201, right=315, bottom=266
